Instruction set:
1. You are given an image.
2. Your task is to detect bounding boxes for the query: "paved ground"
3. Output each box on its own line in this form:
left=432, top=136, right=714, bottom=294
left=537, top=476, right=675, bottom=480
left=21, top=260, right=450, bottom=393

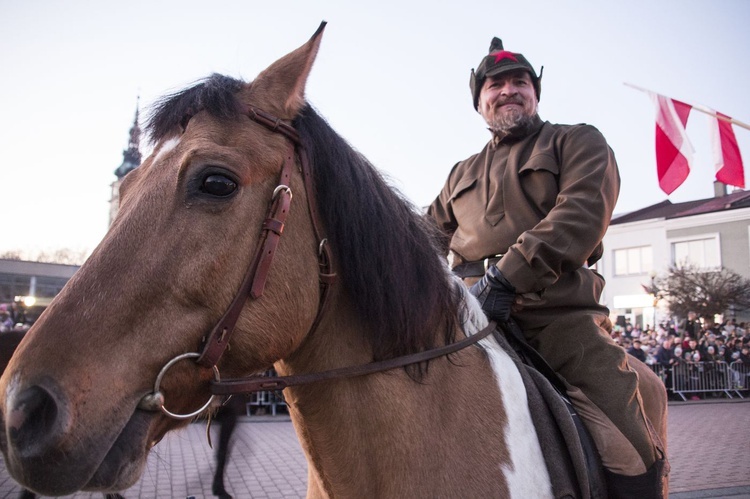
left=0, top=399, right=747, bottom=498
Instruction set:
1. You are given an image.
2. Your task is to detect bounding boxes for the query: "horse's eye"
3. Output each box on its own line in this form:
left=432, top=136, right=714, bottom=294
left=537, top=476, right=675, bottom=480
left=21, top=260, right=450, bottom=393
left=202, top=174, right=237, bottom=197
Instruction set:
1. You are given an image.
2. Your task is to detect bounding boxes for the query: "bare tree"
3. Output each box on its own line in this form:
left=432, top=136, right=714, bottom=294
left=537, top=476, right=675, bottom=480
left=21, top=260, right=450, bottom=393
left=646, top=265, right=750, bottom=324
left=0, top=250, right=23, bottom=261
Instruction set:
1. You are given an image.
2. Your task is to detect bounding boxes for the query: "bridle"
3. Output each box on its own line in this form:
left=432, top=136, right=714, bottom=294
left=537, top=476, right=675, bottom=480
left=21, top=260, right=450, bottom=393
left=137, top=104, right=496, bottom=420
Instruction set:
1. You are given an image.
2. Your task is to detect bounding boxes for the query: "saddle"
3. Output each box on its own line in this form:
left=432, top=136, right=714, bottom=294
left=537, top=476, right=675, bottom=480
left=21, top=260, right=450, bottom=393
left=495, top=320, right=607, bottom=499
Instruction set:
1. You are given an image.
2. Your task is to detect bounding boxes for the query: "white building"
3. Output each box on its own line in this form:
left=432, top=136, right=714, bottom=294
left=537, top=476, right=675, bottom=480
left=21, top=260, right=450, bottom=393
left=600, top=185, right=750, bottom=330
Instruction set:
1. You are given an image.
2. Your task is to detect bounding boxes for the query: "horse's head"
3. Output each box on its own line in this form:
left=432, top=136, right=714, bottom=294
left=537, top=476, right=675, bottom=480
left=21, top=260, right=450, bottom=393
left=0, top=24, right=329, bottom=495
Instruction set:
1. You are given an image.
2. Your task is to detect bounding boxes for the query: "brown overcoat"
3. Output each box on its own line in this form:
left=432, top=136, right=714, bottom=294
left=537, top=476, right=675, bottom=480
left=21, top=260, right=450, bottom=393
left=429, top=116, right=667, bottom=477
left=428, top=117, right=620, bottom=328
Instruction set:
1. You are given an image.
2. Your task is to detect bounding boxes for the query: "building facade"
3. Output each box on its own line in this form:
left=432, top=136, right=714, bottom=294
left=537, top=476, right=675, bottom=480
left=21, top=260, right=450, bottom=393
left=0, top=259, right=79, bottom=310
left=600, top=186, right=750, bottom=330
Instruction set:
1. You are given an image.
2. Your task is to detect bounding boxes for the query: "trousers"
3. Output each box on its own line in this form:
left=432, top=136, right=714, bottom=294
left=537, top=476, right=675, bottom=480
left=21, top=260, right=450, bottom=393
left=518, top=308, right=666, bottom=475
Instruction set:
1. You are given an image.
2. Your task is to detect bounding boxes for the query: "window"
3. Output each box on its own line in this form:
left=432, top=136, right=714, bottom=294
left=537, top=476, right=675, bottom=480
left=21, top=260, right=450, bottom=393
left=671, top=236, right=720, bottom=269
left=613, top=246, right=653, bottom=276
left=0, top=274, right=30, bottom=302
left=35, top=276, right=70, bottom=298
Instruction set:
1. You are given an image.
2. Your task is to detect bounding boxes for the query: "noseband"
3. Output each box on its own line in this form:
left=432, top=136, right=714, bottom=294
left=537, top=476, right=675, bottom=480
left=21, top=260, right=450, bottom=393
left=138, top=105, right=495, bottom=420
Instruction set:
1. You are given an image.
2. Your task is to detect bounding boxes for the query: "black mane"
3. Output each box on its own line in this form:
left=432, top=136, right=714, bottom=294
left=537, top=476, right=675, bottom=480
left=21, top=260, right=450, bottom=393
left=295, top=105, right=461, bottom=361
left=145, top=75, right=462, bottom=361
left=146, top=74, right=244, bottom=141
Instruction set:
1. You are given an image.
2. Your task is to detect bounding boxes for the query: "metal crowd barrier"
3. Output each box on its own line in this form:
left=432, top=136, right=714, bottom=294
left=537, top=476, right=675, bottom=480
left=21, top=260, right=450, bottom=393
left=648, top=361, right=748, bottom=400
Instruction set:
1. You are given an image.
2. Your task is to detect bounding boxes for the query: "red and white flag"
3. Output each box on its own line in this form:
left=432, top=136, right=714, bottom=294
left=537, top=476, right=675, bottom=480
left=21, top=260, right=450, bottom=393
left=649, top=92, right=694, bottom=195
left=709, top=111, right=745, bottom=188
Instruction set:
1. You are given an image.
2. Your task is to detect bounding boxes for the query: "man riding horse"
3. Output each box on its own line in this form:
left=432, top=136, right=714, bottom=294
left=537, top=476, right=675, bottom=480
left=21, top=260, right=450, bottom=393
left=428, top=37, right=669, bottom=498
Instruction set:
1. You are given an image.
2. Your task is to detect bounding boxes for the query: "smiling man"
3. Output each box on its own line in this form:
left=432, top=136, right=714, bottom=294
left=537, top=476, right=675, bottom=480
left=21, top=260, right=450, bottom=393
left=428, top=38, right=669, bottom=498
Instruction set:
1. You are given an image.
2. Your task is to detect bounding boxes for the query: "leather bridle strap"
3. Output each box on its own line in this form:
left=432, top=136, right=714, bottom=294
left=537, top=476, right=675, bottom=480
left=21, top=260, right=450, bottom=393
left=197, top=106, right=335, bottom=369
left=209, top=321, right=497, bottom=395
left=196, top=142, right=296, bottom=368
left=243, top=105, right=335, bottom=304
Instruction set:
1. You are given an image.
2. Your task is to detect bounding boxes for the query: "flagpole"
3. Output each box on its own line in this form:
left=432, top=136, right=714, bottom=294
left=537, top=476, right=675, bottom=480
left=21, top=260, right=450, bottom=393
left=624, top=82, right=750, bottom=131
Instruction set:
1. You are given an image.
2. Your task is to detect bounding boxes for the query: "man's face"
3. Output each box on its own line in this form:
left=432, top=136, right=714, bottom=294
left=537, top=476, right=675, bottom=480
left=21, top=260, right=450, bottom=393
left=478, top=70, right=538, bottom=134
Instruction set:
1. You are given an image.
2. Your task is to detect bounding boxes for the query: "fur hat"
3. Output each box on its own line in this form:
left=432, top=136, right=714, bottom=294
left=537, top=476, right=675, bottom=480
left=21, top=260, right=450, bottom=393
left=470, top=37, right=543, bottom=110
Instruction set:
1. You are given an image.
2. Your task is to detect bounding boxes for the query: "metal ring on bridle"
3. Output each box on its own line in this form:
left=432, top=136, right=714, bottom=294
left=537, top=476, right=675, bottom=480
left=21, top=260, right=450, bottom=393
left=140, top=352, right=221, bottom=420
left=273, top=184, right=292, bottom=200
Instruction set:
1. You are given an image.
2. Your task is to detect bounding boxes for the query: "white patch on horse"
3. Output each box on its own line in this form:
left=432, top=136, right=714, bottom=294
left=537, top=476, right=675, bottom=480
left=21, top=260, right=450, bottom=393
left=457, top=280, right=554, bottom=498
left=153, top=137, right=181, bottom=163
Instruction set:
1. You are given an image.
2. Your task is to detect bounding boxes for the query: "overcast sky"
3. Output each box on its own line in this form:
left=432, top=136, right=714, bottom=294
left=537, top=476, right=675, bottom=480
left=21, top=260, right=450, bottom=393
left=1, top=0, right=748, bottom=256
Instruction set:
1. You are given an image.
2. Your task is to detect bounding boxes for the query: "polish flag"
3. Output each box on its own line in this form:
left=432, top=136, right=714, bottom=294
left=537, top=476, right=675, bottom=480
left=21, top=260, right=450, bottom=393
left=709, top=111, right=745, bottom=188
left=650, top=93, right=694, bottom=195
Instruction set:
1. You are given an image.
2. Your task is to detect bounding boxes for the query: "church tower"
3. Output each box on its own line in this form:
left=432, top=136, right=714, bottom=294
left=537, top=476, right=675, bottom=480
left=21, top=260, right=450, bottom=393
left=109, top=100, right=143, bottom=225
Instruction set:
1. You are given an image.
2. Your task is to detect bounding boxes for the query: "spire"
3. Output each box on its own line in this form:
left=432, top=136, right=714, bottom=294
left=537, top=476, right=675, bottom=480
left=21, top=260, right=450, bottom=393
left=114, top=98, right=142, bottom=179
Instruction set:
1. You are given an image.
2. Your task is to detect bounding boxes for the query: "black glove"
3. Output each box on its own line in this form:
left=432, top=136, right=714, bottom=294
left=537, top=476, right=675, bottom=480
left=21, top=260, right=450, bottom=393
left=469, top=266, right=516, bottom=323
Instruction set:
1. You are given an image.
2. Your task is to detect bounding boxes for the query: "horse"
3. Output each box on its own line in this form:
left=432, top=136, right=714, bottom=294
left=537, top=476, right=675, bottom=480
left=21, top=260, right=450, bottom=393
left=0, top=23, right=668, bottom=498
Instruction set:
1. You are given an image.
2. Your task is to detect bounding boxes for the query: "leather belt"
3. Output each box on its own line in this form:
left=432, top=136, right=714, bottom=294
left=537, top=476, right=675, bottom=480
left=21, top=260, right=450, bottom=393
left=452, top=255, right=504, bottom=278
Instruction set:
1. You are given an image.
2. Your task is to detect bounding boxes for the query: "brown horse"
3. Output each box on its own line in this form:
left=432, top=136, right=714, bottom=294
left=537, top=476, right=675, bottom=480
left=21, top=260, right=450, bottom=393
left=0, top=24, right=667, bottom=497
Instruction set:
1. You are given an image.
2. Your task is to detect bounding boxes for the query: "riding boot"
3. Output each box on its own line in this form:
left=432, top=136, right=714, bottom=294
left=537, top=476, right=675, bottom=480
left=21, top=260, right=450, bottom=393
left=603, top=456, right=668, bottom=499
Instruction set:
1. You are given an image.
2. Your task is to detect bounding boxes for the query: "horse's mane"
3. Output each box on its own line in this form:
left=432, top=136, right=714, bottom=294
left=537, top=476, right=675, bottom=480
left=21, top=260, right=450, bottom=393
left=294, top=105, right=462, bottom=361
left=146, top=74, right=463, bottom=362
left=146, top=74, right=244, bottom=140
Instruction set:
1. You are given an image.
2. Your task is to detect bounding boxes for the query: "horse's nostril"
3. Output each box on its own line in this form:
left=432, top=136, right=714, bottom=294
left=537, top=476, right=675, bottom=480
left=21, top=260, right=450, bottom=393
left=8, top=386, right=60, bottom=456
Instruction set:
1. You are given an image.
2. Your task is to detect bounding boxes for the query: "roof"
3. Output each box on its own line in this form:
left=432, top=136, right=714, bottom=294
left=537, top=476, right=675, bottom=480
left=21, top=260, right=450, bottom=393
left=611, top=190, right=750, bottom=225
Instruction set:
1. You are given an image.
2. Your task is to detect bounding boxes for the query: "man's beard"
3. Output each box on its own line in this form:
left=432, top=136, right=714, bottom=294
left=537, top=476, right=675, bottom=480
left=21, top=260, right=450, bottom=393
left=487, top=109, right=536, bottom=137
left=485, top=100, right=537, bottom=137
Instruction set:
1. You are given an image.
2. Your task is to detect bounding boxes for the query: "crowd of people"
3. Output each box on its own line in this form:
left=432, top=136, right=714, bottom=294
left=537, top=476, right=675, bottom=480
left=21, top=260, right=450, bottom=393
left=614, top=314, right=750, bottom=399
left=0, top=302, right=29, bottom=333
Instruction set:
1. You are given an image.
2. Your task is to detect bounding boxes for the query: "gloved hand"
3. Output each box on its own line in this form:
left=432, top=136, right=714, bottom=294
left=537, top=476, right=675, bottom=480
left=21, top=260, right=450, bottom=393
left=469, top=266, right=516, bottom=323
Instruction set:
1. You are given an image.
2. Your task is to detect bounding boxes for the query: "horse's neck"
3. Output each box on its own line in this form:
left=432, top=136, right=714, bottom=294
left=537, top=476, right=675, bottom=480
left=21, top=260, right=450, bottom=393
left=275, top=297, right=551, bottom=497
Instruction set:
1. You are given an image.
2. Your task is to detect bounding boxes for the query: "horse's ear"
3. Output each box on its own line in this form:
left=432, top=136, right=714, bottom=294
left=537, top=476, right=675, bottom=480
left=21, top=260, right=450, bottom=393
left=244, top=22, right=326, bottom=118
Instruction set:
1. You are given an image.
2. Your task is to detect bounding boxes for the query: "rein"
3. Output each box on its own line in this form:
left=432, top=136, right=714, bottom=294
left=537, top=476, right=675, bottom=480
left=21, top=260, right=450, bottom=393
left=138, top=104, right=492, bottom=419
left=211, top=321, right=497, bottom=395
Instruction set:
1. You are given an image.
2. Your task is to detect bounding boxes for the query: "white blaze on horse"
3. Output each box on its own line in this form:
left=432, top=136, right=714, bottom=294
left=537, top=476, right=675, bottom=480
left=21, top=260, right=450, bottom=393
left=0, top=24, right=664, bottom=498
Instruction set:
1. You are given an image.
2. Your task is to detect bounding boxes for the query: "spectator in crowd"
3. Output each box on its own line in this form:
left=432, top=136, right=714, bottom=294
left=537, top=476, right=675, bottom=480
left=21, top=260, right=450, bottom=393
left=9, top=302, right=24, bottom=326
left=723, top=318, right=737, bottom=336
left=1, top=311, right=13, bottom=333
left=623, top=322, right=634, bottom=340
left=627, top=339, right=647, bottom=363
left=674, top=345, right=689, bottom=363
left=739, top=344, right=750, bottom=365
left=683, top=337, right=702, bottom=362
left=700, top=332, right=718, bottom=351
left=726, top=338, right=744, bottom=362
left=682, top=312, right=699, bottom=338
left=654, top=337, right=677, bottom=368
left=632, top=323, right=643, bottom=340
left=737, top=322, right=747, bottom=336
left=643, top=338, right=659, bottom=366
left=703, top=345, right=720, bottom=363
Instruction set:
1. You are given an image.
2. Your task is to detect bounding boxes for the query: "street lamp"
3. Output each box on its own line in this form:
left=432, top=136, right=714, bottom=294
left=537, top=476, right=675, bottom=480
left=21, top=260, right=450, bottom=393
left=648, top=270, right=659, bottom=330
